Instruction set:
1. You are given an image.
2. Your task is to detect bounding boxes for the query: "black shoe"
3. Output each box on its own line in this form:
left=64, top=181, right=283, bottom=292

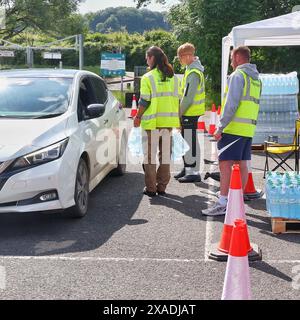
left=143, top=187, right=156, bottom=197
left=178, top=174, right=201, bottom=183
left=157, top=191, right=166, bottom=196
left=204, top=172, right=220, bottom=182
left=204, top=159, right=218, bottom=165
left=174, top=168, right=185, bottom=179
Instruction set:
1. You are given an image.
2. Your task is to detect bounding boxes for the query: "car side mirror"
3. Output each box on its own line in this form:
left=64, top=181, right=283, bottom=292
left=86, top=104, right=105, bottom=119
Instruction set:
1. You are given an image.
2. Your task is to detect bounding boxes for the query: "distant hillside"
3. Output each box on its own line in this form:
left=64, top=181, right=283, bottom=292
left=87, top=6, right=171, bottom=34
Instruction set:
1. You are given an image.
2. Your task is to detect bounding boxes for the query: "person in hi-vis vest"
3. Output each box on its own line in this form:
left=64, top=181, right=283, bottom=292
left=174, top=43, right=205, bottom=183
left=202, top=46, right=261, bottom=216
left=134, top=46, right=180, bottom=197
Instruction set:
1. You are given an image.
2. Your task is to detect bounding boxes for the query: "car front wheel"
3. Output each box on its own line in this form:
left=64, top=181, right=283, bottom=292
left=69, top=158, right=89, bottom=218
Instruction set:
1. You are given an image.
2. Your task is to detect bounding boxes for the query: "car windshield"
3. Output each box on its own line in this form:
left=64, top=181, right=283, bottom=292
left=0, top=77, right=73, bottom=119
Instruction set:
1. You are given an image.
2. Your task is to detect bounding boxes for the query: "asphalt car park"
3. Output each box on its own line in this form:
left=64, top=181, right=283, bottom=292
left=0, top=108, right=299, bottom=300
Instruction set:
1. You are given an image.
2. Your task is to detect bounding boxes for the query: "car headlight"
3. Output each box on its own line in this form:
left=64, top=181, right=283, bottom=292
left=11, top=138, right=69, bottom=170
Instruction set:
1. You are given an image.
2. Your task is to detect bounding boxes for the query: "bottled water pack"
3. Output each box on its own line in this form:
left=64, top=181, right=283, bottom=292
left=266, top=172, right=300, bottom=219
left=253, top=72, right=299, bottom=145
left=260, top=72, right=299, bottom=95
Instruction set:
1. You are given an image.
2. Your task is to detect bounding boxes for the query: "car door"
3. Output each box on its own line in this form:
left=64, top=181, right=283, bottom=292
left=77, top=76, right=107, bottom=180
left=88, top=76, right=117, bottom=167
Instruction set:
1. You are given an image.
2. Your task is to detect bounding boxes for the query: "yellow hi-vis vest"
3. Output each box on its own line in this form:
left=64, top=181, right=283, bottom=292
left=221, top=69, right=261, bottom=138
left=140, top=68, right=180, bottom=130
left=181, top=68, right=205, bottom=116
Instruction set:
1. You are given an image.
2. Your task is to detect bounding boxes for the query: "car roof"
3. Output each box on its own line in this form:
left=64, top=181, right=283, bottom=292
left=0, top=69, right=81, bottom=78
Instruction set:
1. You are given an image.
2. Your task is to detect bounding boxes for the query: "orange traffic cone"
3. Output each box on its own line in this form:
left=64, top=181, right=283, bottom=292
left=208, top=104, right=217, bottom=136
left=129, top=94, right=138, bottom=118
left=221, top=219, right=252, bottom=300
left=197, top=115, right=207, bottom=133
left=208, top=164, right=262, bottom=262
left=218, top=164, right=251, bottom=254
left=244, top=160, right=264, bottom=199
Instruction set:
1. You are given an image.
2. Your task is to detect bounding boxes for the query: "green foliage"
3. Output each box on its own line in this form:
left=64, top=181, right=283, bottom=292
left=87, top=7, right=170, bottom=34
left=168, top=0, right=260, bottom=99
left=84, top=29, right=179, bottom=72
left=167, top=0, right=300, bottom=105
left=258, top=0, right=300, bottom=18
left=0, top=0, right=84, bottom=39
left=111, top=90, right=126, bottom=105
left=3, top=0, right=300, bottom=112
left=134, top=0, right=166, bottom=8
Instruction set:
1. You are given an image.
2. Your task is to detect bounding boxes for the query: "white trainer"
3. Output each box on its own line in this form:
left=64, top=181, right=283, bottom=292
left=202, top=202, right=226, bottom=216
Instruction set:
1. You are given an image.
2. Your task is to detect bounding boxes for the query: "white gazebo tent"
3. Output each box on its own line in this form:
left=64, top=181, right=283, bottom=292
left=222, top=11, right=300, bottom=96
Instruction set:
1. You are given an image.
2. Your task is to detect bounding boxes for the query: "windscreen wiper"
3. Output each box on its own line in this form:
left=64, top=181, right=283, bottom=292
left=32, top=113, right=65, bottom=119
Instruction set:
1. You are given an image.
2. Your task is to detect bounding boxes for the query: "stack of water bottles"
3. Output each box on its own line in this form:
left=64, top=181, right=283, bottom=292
left=253, top=72, right=299, bottom=144
left=266, top=171, right=300, bottom=219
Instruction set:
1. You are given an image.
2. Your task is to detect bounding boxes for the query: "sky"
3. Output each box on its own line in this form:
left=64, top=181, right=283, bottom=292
left=78, top=0, right=180, bottom=14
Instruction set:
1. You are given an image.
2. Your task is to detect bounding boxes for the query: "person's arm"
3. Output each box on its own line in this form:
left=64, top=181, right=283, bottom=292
left=134, top=76, right=151, bottom=127
left=133, top=105, right=146, bottom=127
left=180, top=72, right=201, bottom=117
left=215, top=71, right=244, bottom=136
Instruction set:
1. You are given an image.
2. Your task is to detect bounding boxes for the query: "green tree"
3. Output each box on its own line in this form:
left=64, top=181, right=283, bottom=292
left=134, top=0, right=166, bottom=8
left=88, top=7, right=170, bottom=34
left=140, top=0, right=300, bottom=96
left=167, top=0, right=260, bottom=103
left=258, top=0, right=299, bottom=18
left=0, top=0, right=83, bottom=39
left=96, top=23, right=105, bottom=33
left=103, top=15, right=120, bottom=33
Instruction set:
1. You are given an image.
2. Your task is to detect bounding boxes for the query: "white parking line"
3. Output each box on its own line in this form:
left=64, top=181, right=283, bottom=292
left=265, top=260, right=300, bottom=264
left=0, top=256, right=203, bottom=263
left=0, top=266, right=6, bottom=290
left=204, top=217, right=214, bottom=261
left=204, top=140, right=219, bottom=261
left=0, top=255, right=298, bottom=264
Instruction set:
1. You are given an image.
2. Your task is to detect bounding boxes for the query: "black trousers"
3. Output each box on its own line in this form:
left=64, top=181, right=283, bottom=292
left=181, top=115, right=201, bottom=171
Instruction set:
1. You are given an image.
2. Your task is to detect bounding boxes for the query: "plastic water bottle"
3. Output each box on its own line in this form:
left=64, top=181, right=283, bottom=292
left=266, top=180, right=273, bottom=213
left=270, top=112, right=275, bottom=127
left=288, top=185, right=297, bottom=219
left=283, top=172, right=292, bottom=183
left=261, top=111, right=267, bottom=125
left=268, top=76, right=272, bottom=95
left=262, top=77, right=268, bottom=95
left=282, top=76, right=287, bottom=95
left=271, top=184, right=281, bottom=217
left=266, top=178, right=270, bottom=210
left=279, top=183, right=288, bottom=217
left=290, top=72, right=299, bottom=94
left=295, top=184, right=300, bottom=219
left=128, top=127, right=144, bottom=157
left=291, top=96, right=297, bottom=112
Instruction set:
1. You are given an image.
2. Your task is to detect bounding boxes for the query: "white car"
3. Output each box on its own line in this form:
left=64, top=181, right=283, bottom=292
left=0, top=69, right=127, bottom=217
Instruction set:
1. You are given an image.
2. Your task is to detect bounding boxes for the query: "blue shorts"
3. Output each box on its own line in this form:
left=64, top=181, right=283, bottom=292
left=217, top=133, right=252, bottom=161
